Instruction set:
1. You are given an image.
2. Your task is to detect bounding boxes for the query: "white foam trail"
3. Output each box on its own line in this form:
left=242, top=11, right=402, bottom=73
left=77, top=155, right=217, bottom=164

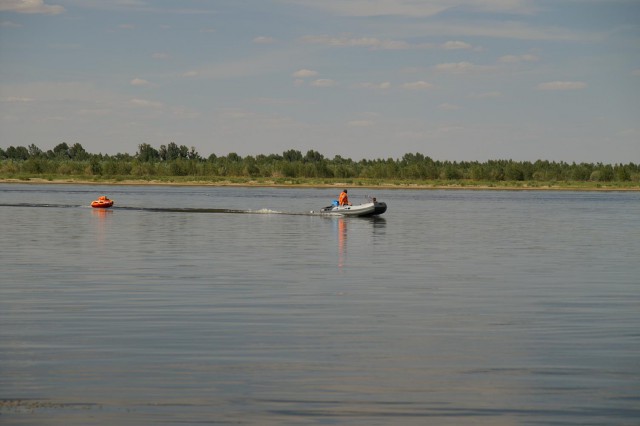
left=249, top=208, right=282, bottom=214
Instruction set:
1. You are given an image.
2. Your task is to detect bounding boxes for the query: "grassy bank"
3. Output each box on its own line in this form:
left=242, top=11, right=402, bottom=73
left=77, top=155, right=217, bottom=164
left=1, top=174, right=639, bottom=191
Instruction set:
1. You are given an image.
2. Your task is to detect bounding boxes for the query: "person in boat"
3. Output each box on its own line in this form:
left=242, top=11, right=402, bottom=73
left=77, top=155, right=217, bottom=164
left=338, top=189, right=351, bottom=206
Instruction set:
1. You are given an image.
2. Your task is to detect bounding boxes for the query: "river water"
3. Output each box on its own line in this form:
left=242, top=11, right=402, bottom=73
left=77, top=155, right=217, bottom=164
left=1, top=184, right=638, bottom=425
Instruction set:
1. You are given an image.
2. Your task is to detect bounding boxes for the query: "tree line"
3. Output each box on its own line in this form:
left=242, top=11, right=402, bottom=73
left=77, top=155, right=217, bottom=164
left=1, top=142, right=638, bottom=183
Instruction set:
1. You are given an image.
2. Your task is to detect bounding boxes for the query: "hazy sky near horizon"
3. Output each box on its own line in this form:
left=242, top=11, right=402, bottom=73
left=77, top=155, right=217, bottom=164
left=1, top=0, right=639, bottom=163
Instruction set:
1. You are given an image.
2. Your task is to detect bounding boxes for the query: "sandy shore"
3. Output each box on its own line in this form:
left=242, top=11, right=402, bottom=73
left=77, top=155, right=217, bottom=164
left=1, top=177, right=638, bottom=191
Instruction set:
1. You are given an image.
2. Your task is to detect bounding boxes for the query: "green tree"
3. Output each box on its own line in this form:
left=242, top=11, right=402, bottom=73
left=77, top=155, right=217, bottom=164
left=69, top=143, right=89, bottom=160
left=226, top=152, right=242, bottom=162
left=504, top=161, right=524, bottom=181
left=53, top=142, right=70, bottom=158
left=166, top=142, right=181, bottom=161
left=283, top=149, right=303, bottom=162
left=28, top=144, right=43, bottom=158
left=304, top=150, right=323, bottom=163
left=178, top=144, right=189, bottom=159
left=6, top=146, right=29, bottom=160
left=187, top=146, right=200, bottom=160
left=137, top=143, right=159, bottom=162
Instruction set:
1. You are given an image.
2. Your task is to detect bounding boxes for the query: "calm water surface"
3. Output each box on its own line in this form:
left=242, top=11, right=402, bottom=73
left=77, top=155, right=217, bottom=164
left=1, top=184, right=639, bottom=425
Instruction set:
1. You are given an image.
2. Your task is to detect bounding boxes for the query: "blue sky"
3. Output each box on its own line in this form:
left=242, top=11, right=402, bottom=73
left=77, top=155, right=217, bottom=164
left=1, top=0, right=638, bottom=162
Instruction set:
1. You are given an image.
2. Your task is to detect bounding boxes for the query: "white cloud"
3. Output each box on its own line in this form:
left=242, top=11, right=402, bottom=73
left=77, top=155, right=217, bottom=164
left=130, top=98, right=163, bottom=108
left=178, top=51, right=294, bottom=80
left=253, top=36, right=276, bottom=44
left=434, top=62, right=494, bottom=74
left=280, top=0, right=535, bottom=17
left=356, top=82, right=391, bottom=90
left=77, top=108, right=111, bottom=117
left=311, top=79, right=336, bottom=87
left=130, top=78, right=152, bottom=87
left=392, top=20, right=600, bottom=42
left=536, top=81, right=587, bottom=91
left=442, top=40, right=472, bottom=50
left=2, top=96, right=34, bottom=102
left=301, top=34, right=433, bottom=50
left=499, top=54, right=539, bottom=63
left=292, top=69, right=318, bottom=78
left=1, top=20, right=22, bottom=27
left=0, top=0, right=64, bottom=14
left=402, top=81, right=434, bottom=90
left=283, top=0, right=448, bottom=17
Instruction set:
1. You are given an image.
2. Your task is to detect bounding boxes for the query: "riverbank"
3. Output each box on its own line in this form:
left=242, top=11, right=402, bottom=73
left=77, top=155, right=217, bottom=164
left=1, top=176, right=639, bottom=191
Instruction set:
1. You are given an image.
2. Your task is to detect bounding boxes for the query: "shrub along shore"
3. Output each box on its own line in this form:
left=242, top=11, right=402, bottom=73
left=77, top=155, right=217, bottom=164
left=1, top=176, right=638, bottom=191
left=1, top=142, right=638, bottom=191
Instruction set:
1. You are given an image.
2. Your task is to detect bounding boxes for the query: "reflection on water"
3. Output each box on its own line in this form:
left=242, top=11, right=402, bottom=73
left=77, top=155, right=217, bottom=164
left=333, top=216, right=387, bottom=272
left=338, top=218, right=347, bottom=270
left=91, top=208, right=113, bottom=246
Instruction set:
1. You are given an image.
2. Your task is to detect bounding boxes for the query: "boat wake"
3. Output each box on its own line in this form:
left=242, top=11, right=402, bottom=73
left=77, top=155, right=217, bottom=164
left=0, top=202, right=84, bottom=209
left=0, top=203, right=310, bottom=216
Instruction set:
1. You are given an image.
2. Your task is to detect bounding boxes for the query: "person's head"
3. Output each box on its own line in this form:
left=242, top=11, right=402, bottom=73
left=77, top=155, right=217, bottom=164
left=343, top=189, right=347, bottom=193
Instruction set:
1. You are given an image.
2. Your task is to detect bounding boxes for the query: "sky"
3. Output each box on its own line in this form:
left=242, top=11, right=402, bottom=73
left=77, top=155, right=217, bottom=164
left=1, top=0, right=639, bottom=163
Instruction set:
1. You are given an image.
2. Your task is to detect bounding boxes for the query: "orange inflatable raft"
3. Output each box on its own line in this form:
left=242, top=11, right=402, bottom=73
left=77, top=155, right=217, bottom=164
left=91, top=195, right=114, bottom=208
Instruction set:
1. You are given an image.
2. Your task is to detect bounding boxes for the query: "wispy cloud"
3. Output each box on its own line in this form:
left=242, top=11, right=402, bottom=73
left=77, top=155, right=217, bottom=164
left=181, top=51, right=292, bottom=80
left=130, top=78, right=152, bottom=87
left=499, top=54, right=539, bottom=63
left=152, top=52, right=169, bottom=60
left=311, top=79, right=337, bottom=87
left=402, top=81, right=434, bottom=90
left=130, top=98, right=163, bottom=108
left=355, top=82, right=391, bottom=90
left=0, top=0, right=64, bottom=15
left=1, top=20, right=22, bottom=27
left=2, top=96, right=35, bottom=102
left=301, top=35, right=434, bottom=50
left=280, top=0, right=535, bottom=17
left=536, top=81, right=587, bottom=91
left=442, top=41, right=472, bottom=50
left=435, top=62, right=495, bottom=74
left=392, top=20, right=601, bottom=42
left=292, top=69, right=318, bottom=78
left=253, top=36, right=276, bottom=44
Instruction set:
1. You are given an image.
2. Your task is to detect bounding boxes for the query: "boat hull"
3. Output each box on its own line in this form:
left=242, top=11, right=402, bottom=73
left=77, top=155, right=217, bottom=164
left=91, top=201, right=113, bottom=208
left=320, top=201, right=386, bottom=217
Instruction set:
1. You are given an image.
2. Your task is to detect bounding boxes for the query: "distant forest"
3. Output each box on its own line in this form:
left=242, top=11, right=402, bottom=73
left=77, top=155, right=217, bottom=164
left=1, top=142, right=639, bottom=183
